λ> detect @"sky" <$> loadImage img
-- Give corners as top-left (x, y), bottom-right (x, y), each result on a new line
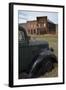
top-left (18, 10), bottom-right (58, 24)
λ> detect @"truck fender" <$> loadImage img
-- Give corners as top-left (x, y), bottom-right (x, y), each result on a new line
top-left (28, 50), bottom-right (57, 78)
top-left (39, 49), bottom-right (57, 63)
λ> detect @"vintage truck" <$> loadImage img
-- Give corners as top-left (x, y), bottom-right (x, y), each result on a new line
top-left (19, 26), bottom-right (57, 79)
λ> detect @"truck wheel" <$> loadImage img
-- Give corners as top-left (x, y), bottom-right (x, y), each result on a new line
top-left (29, 57), bottom-right (54, 78)
top-left (42, 58), bottom-right (53, 72)
top-left (28, 63), bottom-right (43, 78)
top-left (33, 58), bottom-right (53, 77)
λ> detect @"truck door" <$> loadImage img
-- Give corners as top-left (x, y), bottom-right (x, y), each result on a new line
top-left (18, 30), bottom-right (30, 73)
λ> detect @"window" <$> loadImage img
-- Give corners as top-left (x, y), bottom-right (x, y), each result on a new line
top-left (38, 24), bottom-right (40, 28)
top-left (34, 29), bottom-right (35, 33)
top-left (18, 31), bottom-right (25, 41)
top-left (44, 23), bottom-right (46, 27)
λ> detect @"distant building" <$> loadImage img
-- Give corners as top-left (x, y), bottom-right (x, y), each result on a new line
top-left (27, 20), bottom-right (37, 34)
top-left (19, 16), bottom-right (57, 35)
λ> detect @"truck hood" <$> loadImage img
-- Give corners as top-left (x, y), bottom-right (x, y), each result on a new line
top-left (29, 40), bottom-right (48, 46)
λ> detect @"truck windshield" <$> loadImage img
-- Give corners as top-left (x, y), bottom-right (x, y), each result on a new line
top-left (18, 31), bottom-right (25, 42)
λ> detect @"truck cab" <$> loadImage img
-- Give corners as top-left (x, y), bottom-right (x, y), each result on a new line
top-left (19, 26), bottom-right (57, 79)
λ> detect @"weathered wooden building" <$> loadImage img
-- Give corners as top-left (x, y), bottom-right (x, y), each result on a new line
top-left (27, 16), bottom-right (56, 35)
top-left (19, 16), bottom-right (57, 35)
top-left (37, 16), bottom-right (48, 34)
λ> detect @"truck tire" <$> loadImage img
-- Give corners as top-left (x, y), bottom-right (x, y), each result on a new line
top-left (28, 53), bottom-right (57, 78)
top-left (42, 57), bottom-right (53, 72)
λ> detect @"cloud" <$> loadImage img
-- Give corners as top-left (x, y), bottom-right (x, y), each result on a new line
top-left (18, 10), bottom-right (58, 24)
